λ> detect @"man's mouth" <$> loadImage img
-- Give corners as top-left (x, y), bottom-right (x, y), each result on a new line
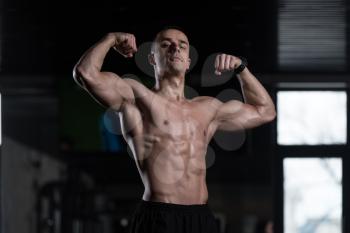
top-left (169, 56), bottom-right (182, 62)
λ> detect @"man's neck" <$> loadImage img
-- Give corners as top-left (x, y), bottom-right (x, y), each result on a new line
top-left (153, 74), bottom-right (186, 102)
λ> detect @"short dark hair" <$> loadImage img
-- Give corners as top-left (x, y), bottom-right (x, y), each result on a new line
top-left (157, 25), bottom-right (188, 36)
top-left (151, 25), bottom-right (189, 52)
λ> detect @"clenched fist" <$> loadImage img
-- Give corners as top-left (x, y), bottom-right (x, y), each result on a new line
top-left (108, 32), bottom-right (138, 58)
top-left (214, 53), bottom-right (242, 75)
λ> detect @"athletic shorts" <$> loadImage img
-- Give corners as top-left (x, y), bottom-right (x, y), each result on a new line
top-left (129, 200), bottom-right (219, 233)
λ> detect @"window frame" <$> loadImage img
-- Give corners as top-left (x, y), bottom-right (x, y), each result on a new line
top-left (272, 83), bottom-right (350, 233)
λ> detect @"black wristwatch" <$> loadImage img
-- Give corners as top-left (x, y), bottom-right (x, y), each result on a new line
top-left (234, 56), bottom-right (248, 74)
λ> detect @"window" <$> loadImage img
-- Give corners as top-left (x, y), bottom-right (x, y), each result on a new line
top-left (277, 91), bottom-right (347, 145)
top-left (278, 0), bottom-right (346, 71)
top-left (274, 84), bottom-right (347, 233)
top-left (284, 158), bottom-right (342, 233)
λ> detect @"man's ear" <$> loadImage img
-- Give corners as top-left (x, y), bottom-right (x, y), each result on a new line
top-left (148, 53), bottom-right (156, 66)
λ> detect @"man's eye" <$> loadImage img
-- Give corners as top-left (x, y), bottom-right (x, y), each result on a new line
top-left (161, 43), bottom-right (170, 47)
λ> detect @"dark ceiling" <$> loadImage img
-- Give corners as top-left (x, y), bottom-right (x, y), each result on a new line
top-left (0, 1), bottom-right (277, 76)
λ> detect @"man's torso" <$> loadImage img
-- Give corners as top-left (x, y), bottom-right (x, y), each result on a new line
top-left (119, 79), bottom-right (219, 204)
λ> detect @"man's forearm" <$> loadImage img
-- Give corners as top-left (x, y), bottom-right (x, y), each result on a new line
top-left (237, 68), bottom-right (276, 116)
top-left (74, 33), bottom-right (115, 77)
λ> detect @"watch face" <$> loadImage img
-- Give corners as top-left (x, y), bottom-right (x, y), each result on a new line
top-left (234, 56), bottom-right (247, 74)
top-left (234, 65), bottom-right (245, 74)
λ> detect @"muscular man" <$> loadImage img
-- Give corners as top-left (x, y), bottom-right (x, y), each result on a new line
top-left (73, 27), bottom-right (276, 233)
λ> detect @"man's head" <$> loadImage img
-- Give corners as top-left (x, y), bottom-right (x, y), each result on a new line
top-left (148, 27), bottom-right (191, 77)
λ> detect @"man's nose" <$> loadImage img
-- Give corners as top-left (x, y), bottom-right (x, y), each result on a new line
top-left (169, 43), bottom-right (180, 52)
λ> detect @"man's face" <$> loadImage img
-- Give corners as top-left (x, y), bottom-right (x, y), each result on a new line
top-left (150, 29), bottom-right (191, 76)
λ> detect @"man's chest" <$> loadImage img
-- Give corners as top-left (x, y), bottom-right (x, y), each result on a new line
top-left (137, 97), bottom-right (216, 139)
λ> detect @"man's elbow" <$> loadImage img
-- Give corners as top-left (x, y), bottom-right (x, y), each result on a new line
top-left (72, 66), bottom-right (86, 88)
top-left (72, 65), bottom-right (98, 88)
top-left (257, 104), bottom-right (276, 124)
top-left (262, 107), bottom-right (276, 123)
top-left (73, 64), bottom-right (88, 81)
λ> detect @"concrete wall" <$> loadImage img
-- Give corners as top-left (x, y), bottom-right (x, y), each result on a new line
top-left (1, 136), bottom-right (65, 233)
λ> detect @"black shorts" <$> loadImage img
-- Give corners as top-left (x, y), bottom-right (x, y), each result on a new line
top-left (129, 200), bottom-right (219, 233)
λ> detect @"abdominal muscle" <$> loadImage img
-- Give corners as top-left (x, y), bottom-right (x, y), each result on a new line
top-left (133, 132), bottom-right (209, 205)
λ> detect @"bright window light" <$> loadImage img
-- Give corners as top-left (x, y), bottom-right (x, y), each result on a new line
top-left (284, 158), bottom-right (342, 233)
top-left (277, 91), bottom-right (347, 145)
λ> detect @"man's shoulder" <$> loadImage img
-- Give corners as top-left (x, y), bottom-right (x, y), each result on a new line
top-left (124, 78), bottom-right (152, 93)
top-left (124, 77), bottom-right (143, 87)
top-left (191, 95), bottom-right (222, 106)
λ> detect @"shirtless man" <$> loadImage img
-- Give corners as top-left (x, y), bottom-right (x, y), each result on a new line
top-left (73, 27), bottom-right (276, 233)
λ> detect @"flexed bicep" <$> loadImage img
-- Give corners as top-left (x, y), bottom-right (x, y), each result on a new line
top-left (73, 32), bottom-right (138, 111)
top-left (213, 100), bottom-right (267, 131)
top-left (79, 71), bottom-right (135, 111)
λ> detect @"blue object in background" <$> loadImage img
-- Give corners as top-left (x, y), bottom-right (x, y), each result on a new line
top-left (99, 113), bottom-right (126, 152)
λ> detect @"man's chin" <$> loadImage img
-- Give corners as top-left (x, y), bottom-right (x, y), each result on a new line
top-left (166, 65), bottom-right (186, 75)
